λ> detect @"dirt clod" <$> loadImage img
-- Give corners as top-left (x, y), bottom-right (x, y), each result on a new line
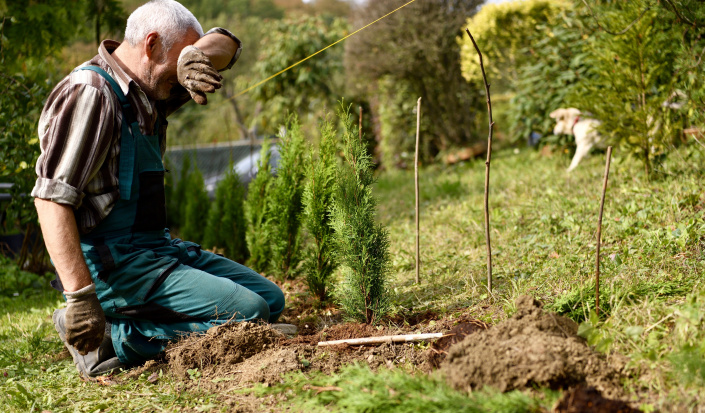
top-left (166, 322), bottom-right (282, 378)
top-left (442, 295), bottom-right (625, 398)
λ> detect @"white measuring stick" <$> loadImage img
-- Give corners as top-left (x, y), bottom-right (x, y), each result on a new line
top-left (317, 333), bottom-right (444, 347)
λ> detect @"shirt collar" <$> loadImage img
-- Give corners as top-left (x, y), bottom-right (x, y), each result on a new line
top-left (98, 40), bottom-right (154, 116)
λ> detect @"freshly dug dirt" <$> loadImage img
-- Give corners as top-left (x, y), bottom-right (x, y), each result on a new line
top-left (554, 385), bottom-right (642, 413)
top-left (428, 319), bottom-right (489, 368)
top-left (442, 295), bottom-right (625, 398)
top-left (166, 322), bottom-right (284, 378)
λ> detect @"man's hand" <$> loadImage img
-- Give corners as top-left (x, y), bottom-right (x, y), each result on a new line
top-left (64, 284), bottom-right (106, 355)
top-left (177, 45), bottom-right (222, 105)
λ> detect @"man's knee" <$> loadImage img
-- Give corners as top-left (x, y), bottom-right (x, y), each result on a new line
top-left (217, 288), bottom-right (270, 322)
top-left (267, 286), bottom-right (286, 323)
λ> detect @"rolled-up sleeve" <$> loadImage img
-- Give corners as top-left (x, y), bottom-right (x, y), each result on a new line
top-left (31, 74), bottom-right (117, 208)
top-left (205, 27), bottom-right (242, 71)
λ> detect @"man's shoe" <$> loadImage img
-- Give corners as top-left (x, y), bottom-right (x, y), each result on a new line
top-left (52, 308), bottom-right (124, 378)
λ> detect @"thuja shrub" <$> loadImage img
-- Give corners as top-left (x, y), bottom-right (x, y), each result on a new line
top-left (204, 164), bottom-right (248, 263)
top-left (302, 115), bottom-right (339, 301)
top-left (268, 116), bottom-right (306, 280)
top-left (166, 154), bottom-right (191, 230)
top-left (245, 138), bottom-right (274, 273)
top-left (331, 104), bottom-right (391, 324)
top-left (180, 166), bottom-right (210, 243)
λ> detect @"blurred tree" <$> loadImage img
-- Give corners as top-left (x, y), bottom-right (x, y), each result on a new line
top-left (180, 166), bottom-right (211, 243)
top-left (508, 5), bottom-right (592, 144)
top-left (345, 0), bottom-right (483, 166)
top-left (82, 0), bottom-right (125, 46)
top-left (459, 0), bottom-right (573, 144)
top-left (203, 164), bottom-right (248, 263)
top-left (460, 0), bottom-right (566, 90)
top-left (179, 0), bottom-right (284, 21)
top-left (0, 0), bottom-right (117, 269)
top-left (570, 0), bottom-right (696, 175)
top-left (252, 14), bottom-right (348, 133)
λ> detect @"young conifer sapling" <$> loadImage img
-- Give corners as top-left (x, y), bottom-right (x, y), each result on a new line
top-left (331, 104), bottom-right (392, 324)
top-left (302, 115), bottom-right (339, 301)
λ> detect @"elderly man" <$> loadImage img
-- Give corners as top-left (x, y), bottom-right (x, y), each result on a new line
top-left (32, 0), bottom-right (285, 378)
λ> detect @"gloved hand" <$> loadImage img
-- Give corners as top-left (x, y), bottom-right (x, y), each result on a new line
top-left (177, 45), bottom-right (223, 105)
top-left (64, 283), bottom-right (106, 355)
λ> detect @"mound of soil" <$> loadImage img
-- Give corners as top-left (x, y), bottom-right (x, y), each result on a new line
top-left (428, 320), bottom-right (489, 368)
top-left (166, 322), bottom-right (283, 378)
top-left (442, 295), bottom-right (625, 398)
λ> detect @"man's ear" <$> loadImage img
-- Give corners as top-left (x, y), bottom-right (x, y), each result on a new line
top-left (143, 32), bottom-right (160, 60)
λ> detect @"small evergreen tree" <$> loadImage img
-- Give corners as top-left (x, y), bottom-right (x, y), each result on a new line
top-left (203, 165), bottom-right (249, 263)
top-left (570, 0), bottom-right (684, 175)
top-left (331, 104), bottom-right (391, 324)
top-left (268, 116), bottom-right (306, 280)
top-left (180, 166), bottom-right (210, 243)
top-left (245, 138), bottom-right (274, 272)
top-left (302, 115), bottom-right (339, 301)
top-left (167, 155), bottom-right (191, 230)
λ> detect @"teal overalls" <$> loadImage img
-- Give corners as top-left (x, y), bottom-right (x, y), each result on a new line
top-left (74, 66), bottom-right (285, 365)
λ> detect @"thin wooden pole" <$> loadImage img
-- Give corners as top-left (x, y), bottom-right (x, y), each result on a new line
top-left (318, 333), bottom-right (444, 347)
top-left (596, 146), bottom-right (613, 317)
top-left (415, 97), bottom-right (421, 284)
top-left (466, 28), bottom-right (495, 291)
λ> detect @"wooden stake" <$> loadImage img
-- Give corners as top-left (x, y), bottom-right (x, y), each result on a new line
top-left (318, 332), bottom-right (444, 347)
top-left (415, 97), bottom-right (421, 284)
top-left (466, 28), bottom-right (495, 291)
top-left (596, 146), bottom-right (613, 317)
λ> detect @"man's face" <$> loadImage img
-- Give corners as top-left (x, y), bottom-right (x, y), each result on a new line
top-left (143, 29), bottom-right (201, 100)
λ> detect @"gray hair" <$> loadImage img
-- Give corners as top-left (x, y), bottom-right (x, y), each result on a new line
top-left (124, 0), bottom-right (204, 52)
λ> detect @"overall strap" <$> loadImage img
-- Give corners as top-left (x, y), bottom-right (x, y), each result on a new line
top-left (77, 65), bottom-right (137, 200)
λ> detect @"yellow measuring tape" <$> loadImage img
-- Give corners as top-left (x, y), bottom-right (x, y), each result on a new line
top-left (229, 0), bottom-right (419, 100)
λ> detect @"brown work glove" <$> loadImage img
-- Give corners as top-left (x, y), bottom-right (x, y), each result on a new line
top-left (177, 45), bottom-right (223, 105)
top-left (64, 283), bottom-right (106, 355)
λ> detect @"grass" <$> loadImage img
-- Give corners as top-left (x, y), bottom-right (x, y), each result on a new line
top-left (2, 143), bottom-right (704, 411)
top-left (251, 363), bottom-right (560, 413)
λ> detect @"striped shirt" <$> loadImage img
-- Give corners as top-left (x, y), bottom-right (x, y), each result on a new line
top-left (31, 28), bottom-right (240, 234)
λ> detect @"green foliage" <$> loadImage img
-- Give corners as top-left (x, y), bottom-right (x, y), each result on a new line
top-left (346, 0), bottom-right (483, 165)
top-left (203, 165), bottom-right (249, 263)
top-left (549, 279), bottom-right (692, 323)
top-left (245, 138), bottom-right (274, 272)
top-left (376, 77), bottom-right (420, 168)
top-left (256, 363), bottom-right (557, 413)
top-left (167, 155), bottom-right (192, 231)
top-left (302, 115), bottom-right (339, 301)
top-left (331, 104), bottom-right (391, 324)
top-left (460, 0), bottom-right (567, 88)
top-left (0, 255), bottom-right (52, 297)
top-left (667, 293), bottom-right (705, 387)
top-left (179, 0), bottom-right (284, 21)
top-left (179, 166), bottom-right (210, 243)
top-left (253, 15), bottom-right (348, 131)
top-left (509, 7), bottom-right (592, 143)
top-left (570, 0), bottom-right (687, 175)
top-left (268, 116), bottom-right (307, 280)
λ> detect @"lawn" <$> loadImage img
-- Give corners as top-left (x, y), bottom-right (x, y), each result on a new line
top-left (2, 143), bottom-right (704, 412)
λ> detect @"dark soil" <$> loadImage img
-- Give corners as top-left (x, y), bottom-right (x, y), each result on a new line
top-left (428, 319), bottom-right (489, 368)
top-left (441, 295), bottom-right (626, 399)
top-left (553, 385), bottom-right (642, 413)
top-left (118, 292), bottom-right (638, 412)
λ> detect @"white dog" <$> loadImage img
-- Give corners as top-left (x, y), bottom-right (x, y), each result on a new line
top-left (549, 108), bottom-right (602, 172)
